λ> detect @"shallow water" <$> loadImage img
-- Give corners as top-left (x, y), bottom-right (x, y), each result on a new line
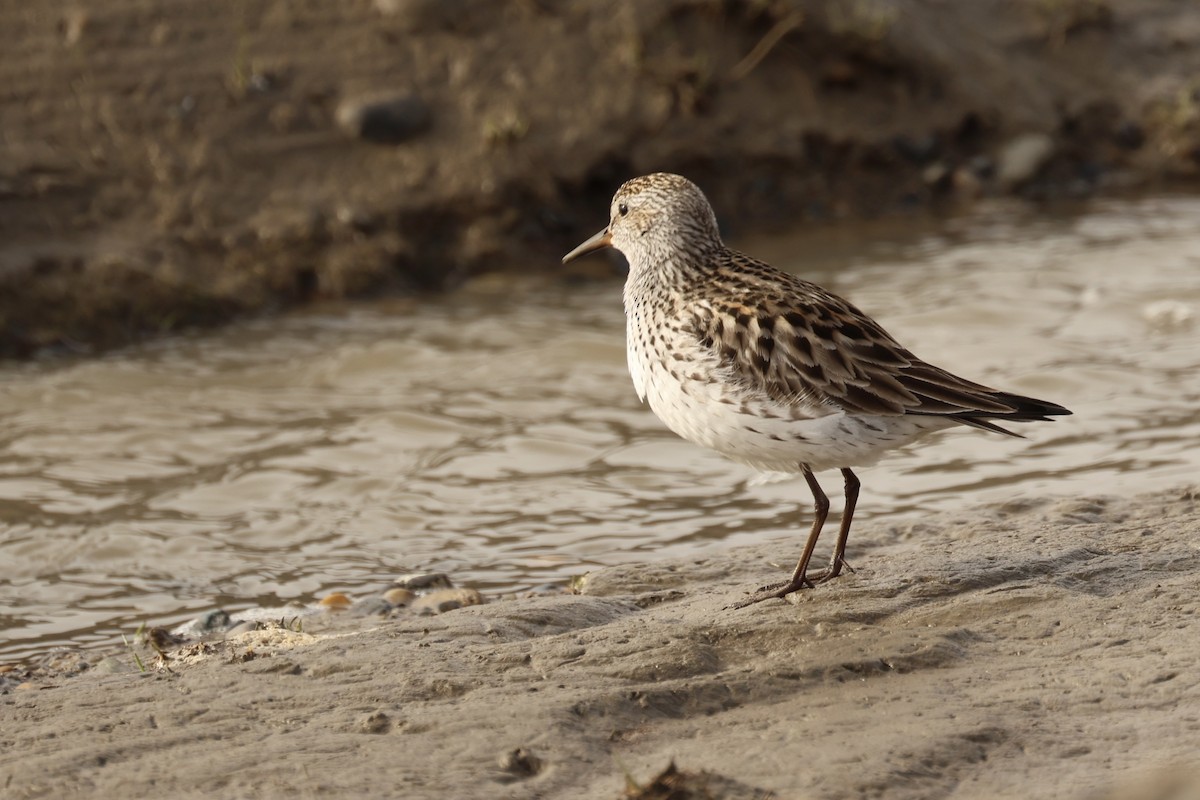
top-left (2, 196), bottom-right (1198, 662)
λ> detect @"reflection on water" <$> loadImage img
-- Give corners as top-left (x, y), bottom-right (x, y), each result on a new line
top-left (2, 197), bottom-right (1198, 661)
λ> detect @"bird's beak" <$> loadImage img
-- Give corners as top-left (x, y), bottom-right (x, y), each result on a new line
top-left (562, 228), bottom-right (612, 264)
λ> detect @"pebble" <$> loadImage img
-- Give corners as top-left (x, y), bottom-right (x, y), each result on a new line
top-left (359, 711), bottom-right (392, 734)
top-left (192, 609), bottom-right (233, 634)
top-left (224, 621), bottom-right (261, 637)
top-left (412, 588), bottom-right (484, 615)
top-left (336, 94), bottom-right (431, 144)
top-left (497, 747), bottom-right (542, 778)
top-left (349, 597), bottom-right (395, 617)
top-left (93, 656), bottom-right (138, 675)
top-left (392, 573), bottom-right (453, 591)
top-left (996, 133), bottom-right (1055, 187)
top-left (97, 575), bottom-right (488, 669)
top-left (383, 588), bottom-right (416, 607)
top-left (319, 592), bottom-right (353, 610)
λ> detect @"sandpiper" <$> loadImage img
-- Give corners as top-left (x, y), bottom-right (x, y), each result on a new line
top-left (563, 173), bottom-right (1071, 607)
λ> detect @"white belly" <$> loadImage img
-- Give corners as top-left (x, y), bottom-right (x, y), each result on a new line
top-left (626, 319), bottom-right (950, 473)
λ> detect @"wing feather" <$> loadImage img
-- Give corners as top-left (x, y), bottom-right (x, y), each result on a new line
top-left (689, 250), bottom-right (1071, 430)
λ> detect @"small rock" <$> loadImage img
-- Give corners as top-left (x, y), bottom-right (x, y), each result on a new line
top-left (225, 621), bottom-right (261, 637)
top-left (497, 747), bottom-right (542, 778)
top-left (336, 94), bottom-right (430, 144)
top-left (412, 588), bottom-right (484, 615)
top-left (996, 133), bottom-right (1055, 187)
top-left (383, 588), bottom-right (416, 607)
top-left (93, 656), bottom-right (137, 675)
top-left (349, 597), bottom-right (395, 617)
top-left (193, 609), bottom-right (233, 634)
top-left (392, 573), bottom-right (453, 591)
top-left (359, 711), bottom-right (392, 734)
top-left (320, 592), bottom-right (353, 610)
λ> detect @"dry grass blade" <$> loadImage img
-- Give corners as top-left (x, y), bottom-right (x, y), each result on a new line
top-left (729, 12), bottom-right (804, 82)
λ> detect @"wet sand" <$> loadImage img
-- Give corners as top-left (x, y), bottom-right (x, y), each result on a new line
top-left (3, 488), bottom-right (1198, 799)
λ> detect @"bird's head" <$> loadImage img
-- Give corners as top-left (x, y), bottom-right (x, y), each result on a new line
top-left (562, 173), bottom-right (722, 270)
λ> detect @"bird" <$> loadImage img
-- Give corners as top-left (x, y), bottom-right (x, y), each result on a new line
top-left (562, 172), bottom-right (1071, 608)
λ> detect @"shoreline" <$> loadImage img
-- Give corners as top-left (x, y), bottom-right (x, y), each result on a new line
top-left (4, 487), bottom-right (1198, 798)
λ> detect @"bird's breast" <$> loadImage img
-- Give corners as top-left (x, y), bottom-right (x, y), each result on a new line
top-left (625, 301), bottom-right (783, 455)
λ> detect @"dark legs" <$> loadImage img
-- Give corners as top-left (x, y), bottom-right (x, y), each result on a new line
top-left (807, 468), bottom-right (860, 584)
top-left (784, 469), bottom-right (830, 589)
top-left (731, 467), bottom-right (860, 608)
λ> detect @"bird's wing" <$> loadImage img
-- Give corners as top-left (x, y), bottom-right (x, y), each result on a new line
top-left (689, 251), bottom-right (1067, 429)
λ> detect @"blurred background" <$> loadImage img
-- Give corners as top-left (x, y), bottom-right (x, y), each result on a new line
top-left (2, 0), bottom-right (1199, 662)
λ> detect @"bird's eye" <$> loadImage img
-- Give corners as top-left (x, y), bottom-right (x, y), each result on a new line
top-left (618, 202), bottom-right (629, 217)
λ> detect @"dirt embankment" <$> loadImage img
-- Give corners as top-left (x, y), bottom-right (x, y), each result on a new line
top-left (3, 0), bottom-right (1200, 356)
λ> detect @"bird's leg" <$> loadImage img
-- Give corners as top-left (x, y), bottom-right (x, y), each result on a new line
top-left (807, 468), bottom-right (860, 584)
top-left (730, 468), bottom-right (829, 608)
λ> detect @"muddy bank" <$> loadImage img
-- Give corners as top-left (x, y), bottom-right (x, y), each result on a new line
top-left (4, 0), bottom-right (1200, 356)
top-left (3, 488), bottom-right (1198, 798)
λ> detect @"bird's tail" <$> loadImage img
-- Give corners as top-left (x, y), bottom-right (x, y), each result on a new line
top-left (950, 392), bottom-right (1072, 438)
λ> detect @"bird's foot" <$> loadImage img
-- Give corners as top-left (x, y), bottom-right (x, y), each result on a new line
top-left (805, 558), bottom-right (855, 585)
top-left (727, 577), bottom-right (812, 609)
top-left (752, 576), bottom-right (814, 594)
